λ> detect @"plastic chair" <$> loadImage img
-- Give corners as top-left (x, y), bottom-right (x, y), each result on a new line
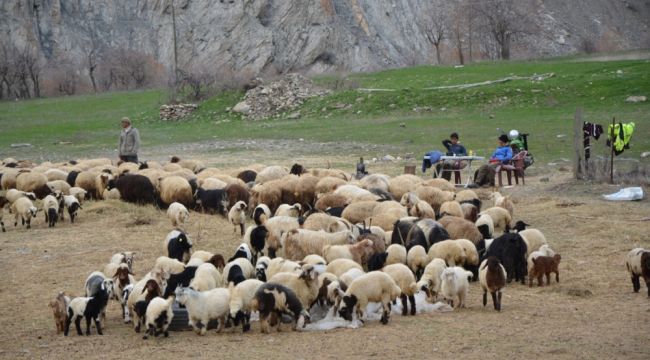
top-left (496, 151), bottom-right (527, 186)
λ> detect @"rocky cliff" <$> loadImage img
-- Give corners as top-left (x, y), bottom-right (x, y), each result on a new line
top-left (2, 0), bottom-right (649, 77)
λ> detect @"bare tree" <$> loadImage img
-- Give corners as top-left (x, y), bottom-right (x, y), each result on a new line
top-left (472, 0), bottom-right (533, 60)
top-left (0, 42), bottom-right (13, 99)
top-left (423, 10), bottom-right (447, 65)
top-left (449, 2), bottom-right (470, 65)
top-left (178, 65), bottom-right (215, 100)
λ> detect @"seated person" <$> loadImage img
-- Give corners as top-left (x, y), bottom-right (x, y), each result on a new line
top-left (436, 132), bottom-right (467, 181)
top-left (474, 134), bottom-right (513, 187)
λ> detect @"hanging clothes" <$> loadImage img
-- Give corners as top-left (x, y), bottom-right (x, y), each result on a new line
top-left (606, 122), bottom-right (635, 156)
top-left (583, 122), bottom-right (604, 164)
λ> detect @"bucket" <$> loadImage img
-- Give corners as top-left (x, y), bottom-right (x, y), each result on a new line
top-left (404, 165), bottom-right (416, 174)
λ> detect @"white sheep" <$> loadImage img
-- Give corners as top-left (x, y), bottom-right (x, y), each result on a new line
top-left (322, 239), bottom-right (375, 265)
top-left (175, 287), bottom-right (231, 335)
top-left (142, 296), bottom-right (175, 339)
top-left (274, 203), bottom-right (302, 218)
top-left (61, 194), bottom-right (82, 223)
top-left (439, 201), bottom-right (463, 218)
top-left (381, 263), bottom-right (418, 315)
top-left (228, 200), bottom-right (247, 236)
top-left (190, 250), bottom-right (215, 263)
top-left (223, 257), bottom-right (255, 284)
top-left (339, 268), bottom-right (365, 287)
top-left (428, 240), bottom-right (466, 267)
top-left (326, 258), bottom-right (363, 278)
top-left (42, 194), bottom-right (60, 227)
top-left (406, 245), bottom-right (428, 280)
top-left (491, 192), bottom-right (514, 216)
top-left (4, 189), bottom-right (36, 204)
top-left (265, 257), bottom-right (302, 280)
top-left (386, 244), bottom-right (407, 265)
top-left (10, 197), bottom-right (39, 229)
top-left (189, 263), bottom-right (223, 291)
top-left (475, 213), bottom-right (495, 240)
top-left (479, 207), bottom-right (512, 233)
top-left (416, 258), bottom-right (447, 302)
top-left (337, 271), bottom-right (401, 324)
top-left (126, 269), bottom-right (167, 332)
top-left (153, 256), bottom-right (186, 275)
top-left (439, 266), bottom-right (473, 309)
top-left (229, 279), bottom-right (265, 332)
top-left (283, 229), bottom-right (357, 261)
top-left (268, 263), bottom-right (321, 310)
top-left (518, 229), bottom-right (548, 256)
top-left (69, 187), bottom-right (88, 203)
top-left (261, 215), bottom-right (301, 258)
top-left (253, 204), bottom-right (272, 225)
top-left (167, 202), bottom-right (190, 230)
top-left (302, 254), bottom-right (327, 266)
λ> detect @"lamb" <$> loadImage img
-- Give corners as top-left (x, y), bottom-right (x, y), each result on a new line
top-left (175, 286), bottom-right (231, 335)
top-left (110, 263), bottom-right (135, 320)
top-left (162, 264), bottom-right (199, 298)
top-left (269, 263), bottom-right (321, 310)
top-left (479, 207), bottom-right (512, 233)
top-left (229, 279), bottom-right (265, 332)
top-left (491, 192), bottom-right (514, 217)
top-left (223, 258), bottom-right (255, 285)
top-left (104, 251), bottom-right (136, 275)
top-left (529, 254), bottom-right (561, 287)
top-left (325, 258), bottom-right (363, 278)
top-left (407, 245), bottom-right (428, 280)
top-left (438, 216), bottom-right (483, 244)
top-left (416, 258), bottom-right (447, 302)
top-left (527, 244), bottom-right (556, 273)
top-left (381, 263), bottom-right (418, 315)
top-left (133, 280), bottom-right (163, 333)
top-left (42, 193), bottom-right (61, 227)
top-left (625, 248), bottom-right (650, 296)
top-left (439, 266), bottom-right (473, 309)
top-left (428, 240), bottom-right (466, 267)
top-left (10, 197), bottom-right (39, 229)
top-left (84, 272), bottom-right (115, 320)
top-left (64, 281), bottom-right (111, 336)
top-left (485, 233), bottom-right (528, 284)
top-left (61, 195), bottom-right (82, 223)
top-left (228, 201), bottom-right (247, 235)
top-left (518, 229), bottom-right (548, 256)
top-left (439, 201), bottom-right (463, 218)
top-left (479, 256), bottom-right (507, 311)
top-left (386, 244), bottom-right (407, 265)
top-left (142, 296), bottom-right (175, 339)
top-left (283, 229), bottom-right (357, 261)
top-left (69, 187), bottom-right (88, 203)
top-left (253, 283), bottom-right (310, 333)
top-left (48, 292), bottom-right (70, 334)
top-left (337, 271), bottom-right (401, 324)
top-left (153, 256), bottom-right (187, 275)
top-left (323, 239), bottom-right (375, 266)
top-left (46, 180), bottom-right (71, 195)
top-left (163, 230), bottom-right (193, 263)
top-left (275, 203), bottom-right (302, 218)
top-left (255, 256), bottom-right (271, 281)
top-left (166, 202), bottom-right (190, 230)
top-left (128, 270), bottom-right (167, 332)
top-left (189, 263), bottom-right (223, 291)
top-left (249, 225), bottom-right (268, 263)
top-left (229, 243), bottom-right (253, 263)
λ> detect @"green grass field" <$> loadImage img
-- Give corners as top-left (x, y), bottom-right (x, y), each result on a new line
top-left (1, 58), bottom-right (648, 163)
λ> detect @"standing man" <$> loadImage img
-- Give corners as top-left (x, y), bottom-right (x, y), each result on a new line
top-left (118, 117), bottom-right (140, 163)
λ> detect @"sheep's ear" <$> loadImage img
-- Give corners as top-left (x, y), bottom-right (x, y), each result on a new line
top-left (337, 288), bottom-right (345, 298)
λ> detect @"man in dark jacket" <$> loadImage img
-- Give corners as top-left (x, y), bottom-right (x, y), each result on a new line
top-left (118, 117), bottom-right (140, 163)
top-left (436, 132), bottom-right (467, 181)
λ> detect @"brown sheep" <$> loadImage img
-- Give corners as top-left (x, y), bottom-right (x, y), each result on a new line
top-left (159, 176), bottom-right (194, 207)
top-left (294, 175), bottom-right (320, 208)
top-left (48, 292), bottom-right (70, 334)
top-left (314, 194), bottom-right (348, 211)
top-left (529, 254), bottom-right (561, 287)
top-left (315, 176), bottom-right (347, 197)
top-left (438, 216), bottom-right (483, 244)
top-left (225, 183), bottom-right (250, 209)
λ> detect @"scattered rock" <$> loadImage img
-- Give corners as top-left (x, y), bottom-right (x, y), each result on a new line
top-left (382, 155), bottom-right (395, 162)
top-left (10, 143), bottom-right (32, 148)
top-left (286, 111), bottom-right (301, 119)
top-left (232, 101), bottom-right (251, 114)
top-left (625, 95), bottom-right (646, 103)
top-left (388, 103), bottom-right (396, 108)
top-left (412, 106), bottom-right (432, 113)
top-left (616, 70), bottom-right (624, 75)
top-left (159, 104), bottom-right (198, 120)
top-left (556, 134), bottom-right (567, 138)
top-left (641, 151), bottom-right (650, 158)
top-left (399, 123), bottom-right (406, 128)
top-left (540, 177), bottom-right (550, 182)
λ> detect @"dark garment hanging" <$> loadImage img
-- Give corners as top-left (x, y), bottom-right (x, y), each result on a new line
top-left (583, 122), bottom-right (604, 164)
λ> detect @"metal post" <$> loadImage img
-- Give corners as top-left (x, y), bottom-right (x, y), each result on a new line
top-left (171, 0), bottom-right (178, 102)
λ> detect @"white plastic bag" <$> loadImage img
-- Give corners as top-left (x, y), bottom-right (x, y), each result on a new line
top-left (603, 187), bottom-right (644, 201)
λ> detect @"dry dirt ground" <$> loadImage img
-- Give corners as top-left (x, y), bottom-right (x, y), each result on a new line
top-left (0, 153), bottom-right (649, 360)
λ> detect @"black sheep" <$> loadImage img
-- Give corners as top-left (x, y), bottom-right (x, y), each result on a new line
top-left (64, 285), bottom-right (110, 336)
top-left (324, 206), bottom-right (345, 217)
top-left (66, 170), bottom-right (80, 187)
top-left (107, 174), bottom-right (157, 205)
top-left (194, 188), bottom-right (228, 215)
top-left (391, 220), bottom-right (427, 251)
top-left (427, 225), bottom-right (450, 247)
top-left (254, 283), bottom-right (309, 333)
top-left (226, 264), bottom-right (246, 285)
top-left (290, 163), bottom-right (306, 175)
top-left (250, 226), bottom-right (267, 263)
top-left (166, 230), bottom-right (192, 263)
top-left (485, 233), bottom-right (528, 284)
top-left (162, 266), bottom-right (197, 298)
top-left (237, 170), bottom-right (257, 184)
top-left (369, 188), bottom-right (394, 201)
top-left (367, 252), bottom-right (388, 271)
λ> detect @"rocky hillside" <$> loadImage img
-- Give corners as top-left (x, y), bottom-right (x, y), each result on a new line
top-left (2, 0), bottom-right (649, 76)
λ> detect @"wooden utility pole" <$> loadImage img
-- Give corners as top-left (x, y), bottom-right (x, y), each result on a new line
top-left (573, 107), bottom-right (584, 180)
top-left (610, 117), bottom-right (615, 184)
top-left (170, 0), bottom-right (178, 102)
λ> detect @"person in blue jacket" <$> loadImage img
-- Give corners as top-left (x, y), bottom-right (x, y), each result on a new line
top-left (473, 134), bottom-right (512, 187)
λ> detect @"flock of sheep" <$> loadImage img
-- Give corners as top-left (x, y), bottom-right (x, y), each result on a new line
top-left (0, 156), bottom-right (648, 339)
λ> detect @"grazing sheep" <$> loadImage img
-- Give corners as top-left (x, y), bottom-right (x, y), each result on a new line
top-left (49, 292), bottom-right (70, 334)
top-left (416, 258), bottom-right (447, 302)
top-left (269, 263), bottom-right (321, 310)
top-left (339, 268), bottom-right (365, 288)
top-left (69, 187), bottom-right (88, 203)
top-left (440, 266), bottom-right (473, 309)
top-left (253, 204), bottom-right (272, 226)
top-left (341, 201), bottom-right (379, 224)
top-left (60, 194), bottom-right (81, 223)
top-left (626, 248), bottom-right (650, 296)
top-left (200, 177), bottom-right (228, 190)
top-left (302, 254), bottom-right (327, 266)
top-left (158, 176), bottom-right (194, 208)
top-left (228, 201), bottom-right (247, 236)
top-left (518, 229), bottom-right (548, 256)
top-left (265, 257), bottom-right (302, 280)
top-left (360, 173), bottom-right (391, 192)
top-left (64, 282), bottom-right (111, 336)
top-left (428, 240), bottom-right (466, 267)
top-left (388, 175), bottom-right (420, 200)
top-left (485, 233), bottom-right (528, 284)
top-left (224, 183), bottom-right (250, 209)
top-left (107, 174), bottom-right (157, 205)
top-left (303, 212), bottom-right (349, 233)
top-left (4, 189), bottom-right (37, 204)
top-left (153, 256), bottom-right (186, 276)
top-left (275, 203), bottom-right (302, 218)
top-left (416, 218), bottom-right (449, 247)
top-left (407, 245), bottom-right (428, 280)
top-left (439, 201), bottom-right (463, 218)
top-left (175, 287), bottom-right (231, 335)
top-left (261, 216), bottom-right (302, 258)
top-left (73, 171), bottom-right (102, 200)
top-left (491, 192), bottom-right (514, 217)
top-left (479, 256), bottom-right (507, 311)
top-left (16, 171), bottom-right (50, 199)
top-left (391, 219), bottom-right (428, 251)
top-left (460, 203), bottom-right (479, 223)
top-left (132, 279), bottom-right (163, 331)
top-left (529, 254), bottom-right (561, 287)
top-left (43, 193), bottom-right (61, 227)
top-left (284, 229), bottom-right (357, 261)
top-left (455, 239), bottom-right (480, 279)
top-left (438, 216), bottom-right (483, 244)
top-left (476, 214), bottom-right (495, 240)
top-left (253, 283), bottom-right (310, 333)
top-left (479, 207), bottom-right (512, 233)
top-left (255, 256), bottom-right (271, 281)
top-left (367, 252), bottom-right (389, 271)
top-left (337, 271), bottom-right (401, 324)
top-left (323, 239), bottom-right (375, 266)
top-left (326, 258), bottom-right (363, 278)
top-left (223, 258), bottom-right (255, 285)
top-left (10, 196), bottom-right (38, 229)
top-left (229, 243), bottom-right (253, 263)
top-left (142, 296), bottom-right (175, 340)
top-left (127, 270), bottom-right (167, 332)
top-left (163, 230), bottom-right (193, 263)
top-left (456, 189), bottom-right (481, 209)
top-left (229, 279), bottom-right (265, 332)
top-left (409, 200), bottom-right (436, 219)
top-left (256, 166), bottom-right (289, 184)
top-left (416, 187), bottom-right (456, 213)
top-left (381, 263), bottom-right (418, 316)
top-left (294, 175), bottom-right (319, 208)
top-left (189, 263), bottom-right (223, 291)
top-left (167, 202), bottom-right (190, 230)
top-left (527, 244), bottom-right (556, 273)
top-left (314, 193), bottom-right (348, 212)
top-left (47, 180), bottom-right (71, 195)
top-left (45, 168), bottom-right (69, 182)
top-left (386, 244), bottom-right (407, 266)
top-left (334, 184), bottom-right (377, 203)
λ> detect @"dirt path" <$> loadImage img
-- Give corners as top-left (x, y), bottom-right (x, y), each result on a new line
top-left (0, 158), bottom-right (649, 359)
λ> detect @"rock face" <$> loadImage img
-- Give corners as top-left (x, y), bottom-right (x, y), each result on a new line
top-left (2, 0), bottom-right (649, 76)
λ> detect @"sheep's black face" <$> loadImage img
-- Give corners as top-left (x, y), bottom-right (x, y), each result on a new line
top-left (339, 295), bottom-right (357, 321)
top-left (233, 311), bottom-right (245, 326)
top-left (268, 248), bottom-right (277, 259)
top-left (256, 268), bottom-right (267, 282)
